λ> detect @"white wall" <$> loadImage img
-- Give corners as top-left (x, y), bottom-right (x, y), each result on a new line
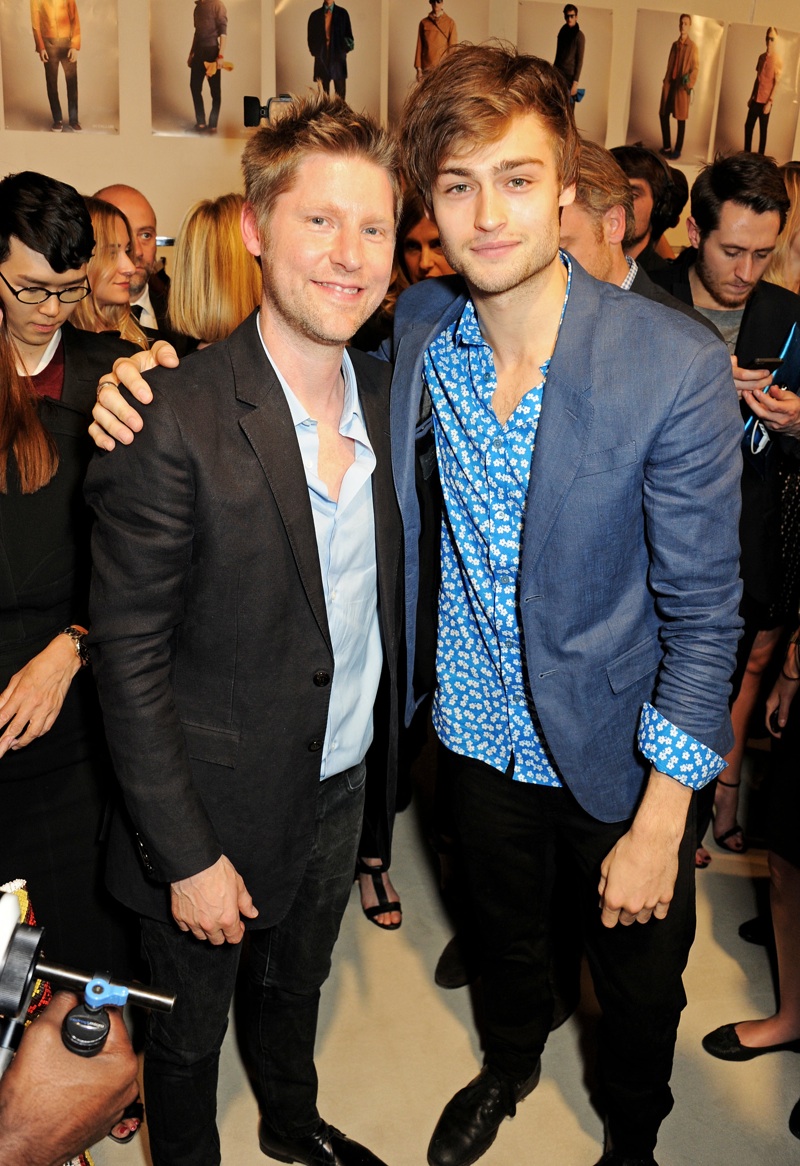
top-left (0, 0), bottom-right (798, 248)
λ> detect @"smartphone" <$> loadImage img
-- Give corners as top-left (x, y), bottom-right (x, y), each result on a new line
top-left (750, 357), bottom-right (784, 371)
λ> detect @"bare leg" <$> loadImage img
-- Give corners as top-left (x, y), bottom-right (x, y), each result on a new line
top-left (735, 852), bottom-right (800, 1046)
top-left (714, 627), bottom-right (782, 847)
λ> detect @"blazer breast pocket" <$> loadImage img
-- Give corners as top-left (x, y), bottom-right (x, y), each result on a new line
top-left (575, 441), bottom-right (637, 478)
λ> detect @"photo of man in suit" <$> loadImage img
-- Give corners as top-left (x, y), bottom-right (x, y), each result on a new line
top-left (188, 0), bottom-right (227, 132)
top-left (84, 93), bottom-right (401, 1166)
top-left (307, 1), bottom-right (353, 99)
top-left (553, 3), bottom-right (584, 101)
top-left (31, 0), bottom-right (81, 132)
top-left (659, 13), bottom-right (699, 161)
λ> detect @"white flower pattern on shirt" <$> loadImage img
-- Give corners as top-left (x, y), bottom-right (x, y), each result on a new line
top-left (424, 251), bottom-right (724, 792)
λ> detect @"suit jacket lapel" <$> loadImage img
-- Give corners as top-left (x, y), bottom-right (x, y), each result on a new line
top-left (230, 317), bottom-right (332, 651)
top-left (520, 265), bottom-right (596, 579)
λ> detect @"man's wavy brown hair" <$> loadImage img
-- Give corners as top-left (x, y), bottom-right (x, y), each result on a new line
top-left (400, 43), bottom-right (581, 206)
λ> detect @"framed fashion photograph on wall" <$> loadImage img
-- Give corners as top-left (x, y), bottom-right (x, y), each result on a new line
top-left (517, 1), bottom-right (613, 147)
top-left (387, 0), bottom-right (489, 127)
top-left (715, 23), bottom-right (800, 163)
top-left (627, 10), bottom-right (724, 166)
top-left (1, 0), bottom-right (119, 133)
top-left (276, 0), bottom-right (381, 122)
top-left (150, 0), bottom-right (262, 137)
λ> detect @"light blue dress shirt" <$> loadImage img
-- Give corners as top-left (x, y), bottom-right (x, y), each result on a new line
top-left (257, 320), bottom-right (382, 779)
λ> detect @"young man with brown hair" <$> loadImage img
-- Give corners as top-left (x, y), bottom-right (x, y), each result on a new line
top-left (390, 45), bottom-right (741, 1166)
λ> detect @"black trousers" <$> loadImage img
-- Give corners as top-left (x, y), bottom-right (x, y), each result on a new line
top-left (314, 53), bottom-right (346, 99)
top-left (42, 37), bottom-right (78, 124)
top-left (190, 44), bottom-right (222, 128)
top-left (744, 103), bottom-right (771, 154)
top-left (660, 112), bottom-right (685, 155)
top-left (445, 747), bottom-right (697, 1158)
top-left (138, 763), bottom-right (366, 1166)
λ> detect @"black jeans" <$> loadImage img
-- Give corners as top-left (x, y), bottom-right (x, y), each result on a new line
top-left (139, 762), bottom-right (366, 1166)
top-left (190, 44), bottom-right (222, 128)
top-left (42, 38), bottom-right (78, 124)
top-left (744, 102), bottom-right (771, 154)
top-left (315, 54), bottom-right (346, 99)
top-left (446, 748), bottom-right (697, 1158)
top-left (660, 113), bottom-right (685, 155)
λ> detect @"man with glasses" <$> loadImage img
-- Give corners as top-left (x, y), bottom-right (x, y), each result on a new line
top-left (553, 4), bottom-right (584, 101)
top-left (0, 171), bottom-right (176, 409)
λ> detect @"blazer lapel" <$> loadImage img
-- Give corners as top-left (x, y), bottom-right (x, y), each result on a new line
top-left (229, 318), bottom-right (331, 651)
top-left (520, 266), bottom-right (597, 579)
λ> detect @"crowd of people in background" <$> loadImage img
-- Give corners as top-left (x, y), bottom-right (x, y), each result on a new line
top-left (1, 41), bottom-right (800, 1166)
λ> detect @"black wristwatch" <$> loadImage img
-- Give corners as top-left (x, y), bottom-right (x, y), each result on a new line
top-left (61, 625), bottom-right (90, 667)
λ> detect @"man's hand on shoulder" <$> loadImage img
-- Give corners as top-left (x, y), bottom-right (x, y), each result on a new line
top-left (598, 769), bottom-right (691, 928)
top-left (89, 340), bottom-right (179, 451)
top-left (171, 855), bottom-right (258, 945)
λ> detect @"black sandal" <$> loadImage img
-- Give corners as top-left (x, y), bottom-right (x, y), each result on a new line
top-left (713, 778), bottom-right (748, 853)
top-left (355, 859), bottom-right (402, 931)
top-left (108, 1098), bottom-right (144, 1145)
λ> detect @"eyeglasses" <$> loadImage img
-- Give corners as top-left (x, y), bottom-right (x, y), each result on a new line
top-left (0, 269), bottom-right (90, 305)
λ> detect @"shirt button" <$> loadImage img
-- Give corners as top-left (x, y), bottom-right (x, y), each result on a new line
top-left (313, 671), bottom-right (331, 687)
top-left (493, 436), bottom-right (503, 450)
top-left (308, 739), bottom-right (323, 752)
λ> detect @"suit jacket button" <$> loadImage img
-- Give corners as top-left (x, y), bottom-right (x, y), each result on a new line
top-left (308, 739), bottom-right (323, 752)
top-left (313, 670), bottom-right (331, 687)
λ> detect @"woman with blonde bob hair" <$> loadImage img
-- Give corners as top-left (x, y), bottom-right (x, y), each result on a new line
top-left (168, 193), bottom-right (261, 347)
top-left (766, 161), bottom-right (800, 294)
top-left (71, 197), bottom-right (148, 350)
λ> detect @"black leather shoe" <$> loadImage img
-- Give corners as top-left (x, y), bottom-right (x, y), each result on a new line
top-left (434, 934), bottom-right (480, 989)
top-left (259, 1120), bottom-right (387, 1165)
top-left (702, 1023), bottom-right (800, 1061)
top-left (427, 1062), bottom-right (541, 1166)
top-left (738, 915), bottom-right (772, 946)
top-left (790, 1096), bottom-right (800, 1140)
top-left (595, 1153), bottom-right (658, 1165)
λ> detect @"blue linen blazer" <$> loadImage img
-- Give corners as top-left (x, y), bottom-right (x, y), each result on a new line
top-left (385, 262), bottom-right (744, 822)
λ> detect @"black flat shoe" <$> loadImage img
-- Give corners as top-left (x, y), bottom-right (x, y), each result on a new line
top-left (738, 915), bottom-right (772, 946)
top-left (713, 824), bottom-right (748, 853)
top-left (427, 1062), bottom-right (541, 1166)
top-left (702, 1023), bottom-right (800, 1061)
top-left (595, 1153), bottom-right (658, 1165)
top-left (355, 859), bottom-right (401, 930)
top-left (259, 1120), bottom-right (387, 1165)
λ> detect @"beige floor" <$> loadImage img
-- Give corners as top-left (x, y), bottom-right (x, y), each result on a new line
top-left (92, 760), bottom-right (799, 1166)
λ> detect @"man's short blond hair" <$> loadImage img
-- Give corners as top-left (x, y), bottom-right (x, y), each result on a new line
top-left (574, 139), bottom-right (635, 250)
top-left (241, 90), bottom-right (402, 238)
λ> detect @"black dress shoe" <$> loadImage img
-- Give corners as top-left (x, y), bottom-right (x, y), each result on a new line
top-left (427, 1062), bottom-right (541, 1166)
top-left (790, 1096), bottom-right (800, 1140)
top-left (595, 1153), bottom-right (658, 1165)
top-left (259, 1120), bottom-right (387, 1165)
top-left (434, 934), bottom-right (480, 989)
top-left (738, 915), bottom-right (772, 946)
top-left (702, 1023), bottom-right (800, 1061)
